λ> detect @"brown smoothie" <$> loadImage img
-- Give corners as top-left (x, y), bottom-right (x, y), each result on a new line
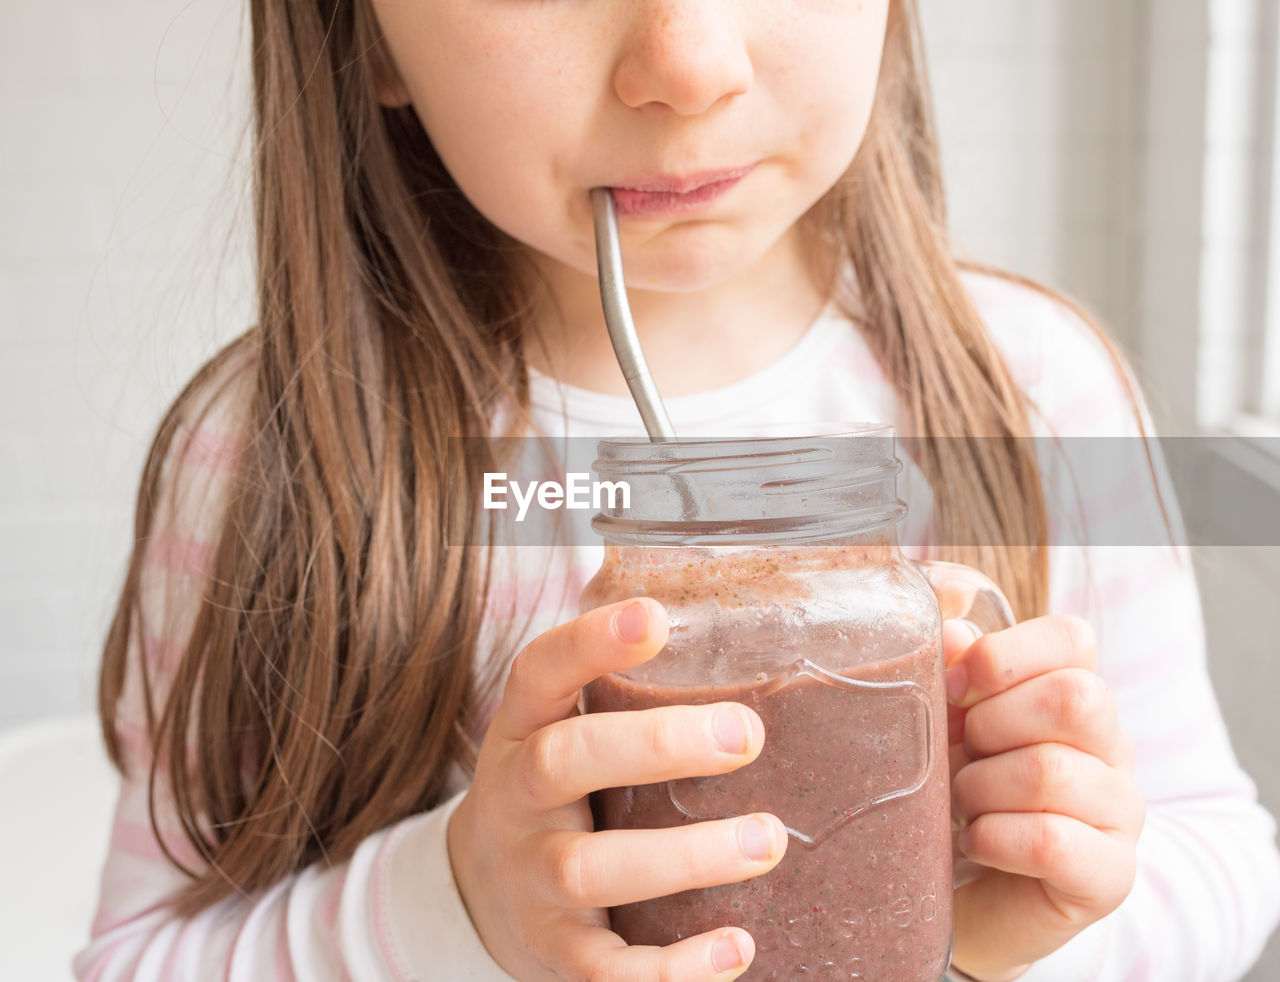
top-left (581, 547), bottom-right (951, 981)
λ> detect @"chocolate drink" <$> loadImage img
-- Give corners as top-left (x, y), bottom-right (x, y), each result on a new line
top-left (575, 426), bottom-right (991, 979)
top-left (586, 639), bottom-right (951, 981)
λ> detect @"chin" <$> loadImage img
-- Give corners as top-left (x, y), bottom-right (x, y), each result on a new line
top-left (628, 265), bottom-right (731, 294)
top-left (626, 233), bottom-right (772, 294)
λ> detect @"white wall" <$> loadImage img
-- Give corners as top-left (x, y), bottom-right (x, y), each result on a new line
top-left (923, 0), bottom-right (1144, 353)
top-left (0, 0), bottom-right (252, 724)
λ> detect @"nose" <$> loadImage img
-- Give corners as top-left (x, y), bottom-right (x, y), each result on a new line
top-left (611, 1), bottom-right (754, 116)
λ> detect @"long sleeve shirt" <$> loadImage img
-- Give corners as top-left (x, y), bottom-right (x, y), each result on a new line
top-left (75, 271), bottom-right (1280, 980)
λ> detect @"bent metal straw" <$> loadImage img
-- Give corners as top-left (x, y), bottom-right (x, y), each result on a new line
top-left (590, 186), bottom-right (678, 442)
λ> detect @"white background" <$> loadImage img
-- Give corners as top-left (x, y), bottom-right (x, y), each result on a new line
top-left (2, 0), bottom-right (1278, 976)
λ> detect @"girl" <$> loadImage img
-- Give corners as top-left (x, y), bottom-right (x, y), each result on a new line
top-left (78, 1), bottom-right (1280, 980)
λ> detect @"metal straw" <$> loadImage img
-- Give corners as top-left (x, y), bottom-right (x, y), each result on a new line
top-left (590, 187), bottom-right (706, 523)
top-left (590, 187), bottom-right (678, 442)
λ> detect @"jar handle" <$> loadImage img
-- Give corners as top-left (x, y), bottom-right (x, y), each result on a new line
top-left (910, 559), bottom-right (1015, 634)
top-left (912, 559), bottom-right (1016, 891)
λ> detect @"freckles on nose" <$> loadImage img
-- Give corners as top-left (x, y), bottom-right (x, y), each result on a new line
top-left (612, 12), bottom-right (752, 113)
top-left (627, 12), bottom-right (679, 67)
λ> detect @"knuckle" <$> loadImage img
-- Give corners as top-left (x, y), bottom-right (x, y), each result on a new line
top-left (1028, 744), bottom-right (1075, 796)
top-left (1029, 817), bottom-right (1076, 872)
top-left (590, 945), bottom-right (645, 982)
top-left (524, 726), bottom-right (568, 804)
top-left (568, 609), bottom-right (602, 654)
top-left (1050, 893), bottom-right (1095, 929)
top-left (587, 957), bottom-right (626, 982)
top-left (505, 648), bottom-right (536, 698)
top-left (1052, 669), bottom-right (1112, 735)
top-left (647, 710), bottom-right (683, 761)
top-left (546, 836), bottom-right (589, 907)
top-left (656, 956), bottom-right (684, 982)
top-left (1047, 614), bottom-right (1097, 666)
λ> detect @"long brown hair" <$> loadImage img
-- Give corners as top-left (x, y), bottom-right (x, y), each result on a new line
top-left (99, 0), bottom-right (1132, 915)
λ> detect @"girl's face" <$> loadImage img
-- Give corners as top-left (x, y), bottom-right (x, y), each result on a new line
top-left (370, 0), bottom-right (890, 294)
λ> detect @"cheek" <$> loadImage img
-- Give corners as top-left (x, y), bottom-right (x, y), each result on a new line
top-left (768, 2), bottom-right (888, 169)
top-left (416, 25), bottom-right (566, 139)
top-left (381, 8), bottom-right (589, 231)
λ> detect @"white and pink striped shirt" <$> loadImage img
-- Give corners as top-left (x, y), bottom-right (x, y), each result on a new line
top-left (75, 272), bottom-right (1280, 980)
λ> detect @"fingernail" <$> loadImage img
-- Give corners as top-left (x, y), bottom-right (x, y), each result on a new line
top-left (738, 816), bottom-right (775, 862)
top-left (612, 600), bottom-right (648, 644)
top-left (957, 618), bottom-right (982, 645)
top-left (713, 707), bottom-right (749, 754)
top-left (711, 936), bottom-right (745, 972)
top-left (957, 825), bottom-right (972, 857)
top-left (946, 663), bottom-right (968, 703)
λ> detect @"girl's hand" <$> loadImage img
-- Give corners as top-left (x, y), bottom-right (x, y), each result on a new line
top-left (943, 614), bottom-right (1145, 981)
top-left (447, 597), bottom-right (786, 982)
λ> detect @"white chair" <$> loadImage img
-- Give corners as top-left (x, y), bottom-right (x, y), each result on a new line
top-left (0, 714), bottom-right (119, 981)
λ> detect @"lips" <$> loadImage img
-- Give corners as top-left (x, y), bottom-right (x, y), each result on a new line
top-left (608, 165), bottom-right (754, 218)
top-left (613, 165), bottom-right (754, 194)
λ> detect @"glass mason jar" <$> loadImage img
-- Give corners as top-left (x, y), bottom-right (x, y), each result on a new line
top-left (579, 424), bottom-right (1012, 982)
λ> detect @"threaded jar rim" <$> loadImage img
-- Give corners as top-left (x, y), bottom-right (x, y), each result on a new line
top-left (590, 423), bottom-right (908, 545)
